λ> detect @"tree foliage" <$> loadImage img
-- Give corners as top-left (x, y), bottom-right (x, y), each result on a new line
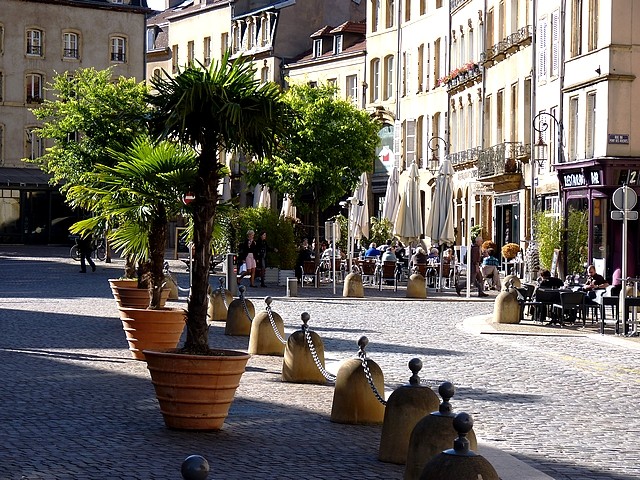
top-left (533, 211), bottom-right (563, 270)
top-left (28, 67), bottom-right (150, 195)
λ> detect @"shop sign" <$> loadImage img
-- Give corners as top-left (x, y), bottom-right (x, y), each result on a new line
top-left (494, 192), bottom-right (519, 205)
top-left (562, 172), bottom-right (587, 188)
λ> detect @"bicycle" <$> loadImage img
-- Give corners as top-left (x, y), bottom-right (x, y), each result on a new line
top-left (70, 236), bottom-right (106, 262)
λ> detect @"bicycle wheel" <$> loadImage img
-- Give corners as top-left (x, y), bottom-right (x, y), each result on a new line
top-left (70, 245), bottom-right (80, 261)
top-left (96, 246), bottom-right (106, 261)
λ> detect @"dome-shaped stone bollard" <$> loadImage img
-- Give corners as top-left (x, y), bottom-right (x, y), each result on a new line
top-left (225, 286), bottom-right (254, 336)
top-left (248, 297), bottom-right (286, 356)
top-left (378, 358), bottom-right (440, 464)
top-left (282, 312), bottom-right (328, 384)
top-left (343, 271), bottom-right (364, 298)
top-left (404, 382), bottom-right (477, 480)
top-left (419, 412), bottom-right (499, 480)
top-left (502, 274), bottom-right (521, 288)
top-left (492, 285), bottom-right (520, 324)
top-left (330, 336), bottom-right (385, 425)
top-left (406, 273), bottom-right (427, 299)
top-left (165, 274), bottom-right (179, 300)
top-left (181, 454), bottom-right (210, 480)
top-left (208, 282), bottom-right (234, 322)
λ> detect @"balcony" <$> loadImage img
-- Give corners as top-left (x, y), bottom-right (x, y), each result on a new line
top-left (477, 142), bottom-right (529, 191)
top-left (449, 147), bottom-right (481, 170)
top-left (444, 64), bottom-right (482, 94)
top-left (480, 25), bottom-right (532, 68)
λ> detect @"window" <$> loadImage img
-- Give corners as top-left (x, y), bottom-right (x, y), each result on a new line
top-left (486, 9), bottom-right (494, 49)
top-left (187, 40), bottom-right (194, 65)
top-left (313, 39), bottom-right (322, 58)
top-left (497, 90), bottom-right (504, 144)
top-left (537, 19), bottom-right (548, 81)
top-left (334, 35), bottom-right (343, 54)
top-left (484, 95), bottom-right (492, 146)
top-left (0, 124), bottom-right (3, 165)
top-left (417, 44), bottom-right (424, 92)
top-left (371, 58), bottom-right (380, 102)
top-left (153, 68), bottom-right (162, 82)
top-left (232, 24), bottom-right (241, 53)
top-left (146, 27), bottom-right (157, 51)
top-left (63, 32), bottom-right (79, 59)
top-left (498, 1), bottom-right (505, 42)
top-left (402, 51), bottom-right (408, 96)
top-left (26, 128), bottom-right (43, 160)
top-left (384, 55), bottom-right (394, 100)
top-left (570, 0), bottom-right (583, 57)
top-left (523, 78), bottom-right (531, 145)
top-left (386, 0), bottom-right (395, 28)
top-left (0, 71), bottom-right (3, 102)
top-left (27, 28), bottom-right (43, 56)
top-left (221, 32), bottom-right (229, 56)
top-left (433, 39), bottom-right (441, 84)
top-left (586, 92), bottom-right (596, 158)
top-left (0, 24), bottom-right (4, 54)
top-left (203, 37), bottom-right (211, 66)
top-left (467, 103), bottom-right (474, 147)
top-left (260, 16), bottom-right (269, 46)
top-left (511, 0), bottom-right (519, 31)
top-left (171, 45), bottom-right (178, 73)
top-left (435, 0), bottom-right (442, 7)
top-left (371, 0), bottom-right (380, 32)
top-left (110, 36), bottom-right (126, 62)
top-left (346, 74), bottom-right (358, 106)
top-left (404, 0), bottom-right (411, 22)
top-left (26, 73), bottom-right (43, 103)
top-left (568, 96), bottom-right (579, 160)
top-left (588, 0), bottom-right (598, 51)
top-left (550, 11), bottom-right (560, 77)
top-left (247, 19), bottom-right (256, 49)
top-left (509, 83), bottom-right (517, 143)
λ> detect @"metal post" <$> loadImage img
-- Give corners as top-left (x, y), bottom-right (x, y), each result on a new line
top-left (332, 221), bottom-right (337, 295)
top-left (622, 186), bottom-right (628, 335)
top-left (226, 253), bottom-right (237, 296)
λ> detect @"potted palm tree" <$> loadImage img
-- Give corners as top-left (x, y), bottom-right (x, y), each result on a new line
top-left (142, 53), bottom-right (291, 430)
top-left (69, 136), bottom-right (198, 359)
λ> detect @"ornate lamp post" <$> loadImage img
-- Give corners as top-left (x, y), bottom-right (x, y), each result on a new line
top-left (427, 136), bottom-right (448, 175)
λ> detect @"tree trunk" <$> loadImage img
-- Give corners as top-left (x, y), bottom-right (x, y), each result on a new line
top-left (314, 200), bottom-right (321, 263)
top-left (184, 150), bottom-right (219, 354)
top-left (148, 206), bottom-right (168, 309)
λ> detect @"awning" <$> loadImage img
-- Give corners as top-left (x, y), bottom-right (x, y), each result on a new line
top-left (0, 167), bottom-right (51, 187)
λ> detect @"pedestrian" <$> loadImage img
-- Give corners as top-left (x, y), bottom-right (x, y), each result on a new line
top-left (255, 230), bottom-right (277, 287)
top-left (481, 248), bottom-right (502, 290)
top-left (295, 238), bottom-right (314, 285)
top-left (237, 229), bottom-right (258, 287)
top-left (455, 236), bottom-right (487, 297)
top-left (77, 234), bottom-right (96, 273)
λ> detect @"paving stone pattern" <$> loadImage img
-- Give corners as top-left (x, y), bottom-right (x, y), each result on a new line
top-left (1, 247), bottom-right (639, 479)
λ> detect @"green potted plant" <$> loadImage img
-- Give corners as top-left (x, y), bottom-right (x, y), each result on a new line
top-left (68, 136), bottom-right (198, 359)
top-left (143, 52), bottom-right (291, 430)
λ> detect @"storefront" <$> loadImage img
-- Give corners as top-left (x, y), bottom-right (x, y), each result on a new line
top-left (556, 160), bottom-right (640, 279)
top-left (494, 191), bottom-right (522, 254)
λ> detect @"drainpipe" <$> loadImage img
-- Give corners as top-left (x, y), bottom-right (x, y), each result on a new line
top-left (530, 0), bottom-right (538, 245)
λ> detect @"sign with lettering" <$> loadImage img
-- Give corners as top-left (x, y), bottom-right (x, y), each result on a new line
top-left (589, 170), bottom-right (602, 185)
top-left (562, 172), bottom-right (587, 188)
top-left (608, 134), bottom-right (629, 144)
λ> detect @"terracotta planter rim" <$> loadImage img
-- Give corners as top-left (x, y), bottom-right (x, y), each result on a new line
top-left (143, 348), bottom-right (250, 360)
top-left (118, 306), bottom-right (186, 313)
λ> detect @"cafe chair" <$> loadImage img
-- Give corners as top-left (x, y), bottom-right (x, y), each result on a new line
top-left (552, 291), bottom-right (586, 327)
top-left (378, 261), bottom-right (398, 292)
top-left (300, 260), bottom-right (318, 288)
top-left (359, 258), bottom-right (377, 285)
top-left (515, 283), bottom-right (536, 321)
top-left (522, 287), bottom-right (557, 323)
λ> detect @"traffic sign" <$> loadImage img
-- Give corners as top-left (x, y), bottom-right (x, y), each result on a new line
top-left (611, 210), bottom-right (639, 220)
top-left (612, 186), bottom-right (637, 210)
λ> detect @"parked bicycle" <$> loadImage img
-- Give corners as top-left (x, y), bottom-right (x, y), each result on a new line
top-left (69, 235), bottom-right (106, 262)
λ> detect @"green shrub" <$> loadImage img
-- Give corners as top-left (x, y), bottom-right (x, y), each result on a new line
top-left (533, 211), bottom-right (562, 270)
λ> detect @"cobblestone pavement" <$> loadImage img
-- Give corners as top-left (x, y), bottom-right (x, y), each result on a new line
top-left (1, 246), bottom-right (639, 480)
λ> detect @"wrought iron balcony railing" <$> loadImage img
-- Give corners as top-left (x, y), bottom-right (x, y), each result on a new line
top-left (477, 142), bottom-right (528, 179)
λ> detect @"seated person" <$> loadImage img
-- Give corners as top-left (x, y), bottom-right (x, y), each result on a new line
top-left (583, 264), bottom-right (609, 301)
top-left (538, 269), bottom-right (564, 288)
top-left (395, 241), bottom-right (407, 263)
top-left (295, 238), bottom-right (314, 284)
top-left (427, 247), bottom-right (440, 261)
top-left (364, 242), bottom-right (382, 258)
top-left (411, 247), bottom-right (428, 269)
top-left (381, 245), bottom-right (397, 263)
top-left (481, 248), bottom-right (502, 290)
top-left (611, 267), bottom-right (622, 296)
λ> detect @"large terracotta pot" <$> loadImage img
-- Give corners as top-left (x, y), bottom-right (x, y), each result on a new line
top-left (118, 307), bottom-right (186, 360)
top-left (110, 281), bottom-right (170, 308)
top-left (143, 349), bottom-right (251, 430)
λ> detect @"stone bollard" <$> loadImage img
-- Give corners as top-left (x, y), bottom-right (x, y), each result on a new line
top-left (492, 280), bottom-right (521, 324)
top-left (282, 312), bottom-right (329, 384)
top-left (378, 358), bottom-right (440, 464)
top-left (343, 271), bottom-right (364, 298)
top-left (404, 382), bottom-right (477, 480)
top-left (330, 336), bottom-right (385, 425)
top-left (502, 274), bottom-right (521, 288)
top-left (208, 278), bottom-right (233, 322)
top-left (181, 454), bottom-right (210, 480)
top-left (406, 273), bottom-right (427, 299)
top-left (165, 274), bottom-right (179, 300)
top-left (225, 285), bottom-right (254, 336)
top-left (419, 412), bottom-right (499, 480)
top-left (248, 297), bottom-right (286, 356)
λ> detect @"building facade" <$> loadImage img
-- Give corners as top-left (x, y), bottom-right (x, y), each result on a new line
top-left (0, 0), bottom-right (148, 244)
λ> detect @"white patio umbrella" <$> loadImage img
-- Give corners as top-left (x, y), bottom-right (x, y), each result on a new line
top-left (280, 193), bottom-right (297, 219)
top-left (425, 158), bottom-right (456, 290)
top-left (381, 165), bottom-right (400, 223)
top-left (393, 162), bottom-right (422, 244)
top-left (254, 185), bottom-right (271, 208)
top-left (349, 173), bottom-right (370, 260)
top-left (220, 176), bottom-right (231, 202)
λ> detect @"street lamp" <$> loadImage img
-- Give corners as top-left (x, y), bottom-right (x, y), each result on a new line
top-left (427, 136), bottom-right (448, 174)
top-left (532, 111), bottom-right (563, 168)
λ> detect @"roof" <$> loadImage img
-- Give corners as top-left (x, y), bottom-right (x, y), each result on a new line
top-left (0, 167), bottom-right (52, 187)
top-left (310, 26), bottom-right (334, 38)
top-left (330, 21), bottom-right (366, 34)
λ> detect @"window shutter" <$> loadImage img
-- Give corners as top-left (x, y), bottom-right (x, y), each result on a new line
top-left (551, 11), bottom-right (560, 77)
top-left (394, 120), bottom-right (402, 167)
top-left (538, 20), bottom-right (548, 80)
top-left (405, 119), bottom-right (416, 165)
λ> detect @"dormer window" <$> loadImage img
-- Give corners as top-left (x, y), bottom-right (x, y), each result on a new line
top-left (334, 35), bottom-right (343, 54)
top-left (313, 39), bottom-right (322, 58)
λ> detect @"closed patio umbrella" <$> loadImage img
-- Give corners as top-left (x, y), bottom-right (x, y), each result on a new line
top-left (254, 185), bottom-right (271, 208)
top-left (381, 165), bottom-right (400, 223)
top-left (350, 172), bottom-right (370, 243)
top-left (393, 162), bottom-right (422, 244)
top-left (280, 193), bottom-right (297, 219)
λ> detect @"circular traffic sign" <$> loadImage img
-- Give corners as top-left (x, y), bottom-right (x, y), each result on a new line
top-left (612, 186), bottom-right (637, 210)
top-left (182, 192), bottom-right (196, 205)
